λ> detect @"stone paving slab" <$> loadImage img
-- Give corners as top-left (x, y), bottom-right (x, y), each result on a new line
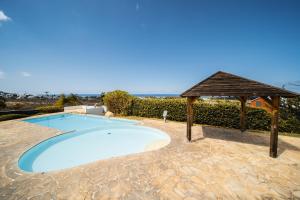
top-left (0, 115), bottom-right (300, 199)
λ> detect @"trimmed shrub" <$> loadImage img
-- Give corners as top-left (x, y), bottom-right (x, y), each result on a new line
top-left (246, 109), bottom-right (271, 130)
top-left (36, 106), bottom-right (63, 113)
top-left (194, 103), bottom-right (242, 129)
top-left (279, 117), bottom-right (300, 133)
top-left (131, 98), bottom-right (187, 121)
top-left (103, 90), bottom-right (134, 115)
top-left (130, 98), bottom-right (292, 132)
top-left (104, 95), bottom-right (299, 133)
top-left (0, 114), bottom-right (28, 121)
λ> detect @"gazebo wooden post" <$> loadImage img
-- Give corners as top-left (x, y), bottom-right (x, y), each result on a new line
top-left (270, 96), bottom-right (280, 158)
top-left (239, 96), bottom-right (247, 132)
top-left (187, 97), bottom-right (197, 142)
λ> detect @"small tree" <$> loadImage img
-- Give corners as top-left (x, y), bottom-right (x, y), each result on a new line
top-left (103, 90), bottom-right (133, 115)
top-left (280, 97), bottom-right (300, 133)
top-left (55, 94), bottom-right (82, 107)
top-left (0, 96), bottom-right (6, 109)
top-left (67, 94), bottom-right (82, 105)
top-left (55, 94), bottom-right (68, 107)
top-left (99, 92), bottom-right (105, 105)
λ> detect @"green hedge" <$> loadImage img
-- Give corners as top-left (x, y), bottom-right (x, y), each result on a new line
top-left (0, 114), bottom-right (28, 121)
top-left (36, 106), bottom-right (63, 113)
top-left (130, 98), bottom-right (299, 133)
top-left (279, 117), bottom-right (300, 133)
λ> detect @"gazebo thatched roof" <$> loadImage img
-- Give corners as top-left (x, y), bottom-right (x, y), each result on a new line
top-left (181, 71), bottom-right (298, 98)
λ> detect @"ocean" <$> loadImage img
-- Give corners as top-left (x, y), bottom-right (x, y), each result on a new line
top-left (77, 94), bottom-right (179, 98)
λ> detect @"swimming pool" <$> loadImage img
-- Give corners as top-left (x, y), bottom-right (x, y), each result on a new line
top-left (19, 114), bottom-right (170, 172)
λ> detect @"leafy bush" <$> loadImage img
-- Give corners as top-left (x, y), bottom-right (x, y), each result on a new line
top-left (131, 98), bottom-right (257, 129)
top-left (130, 98), bottom-right (299, 133)
top-left (36, 106), bottom-right (63, 113)
top-left (0, 96), bottom-right (6, 109)
top-left (284, 97), bottom-right (300, 119)
top-left (194, 103), bottom-right (242, 129)
top-left (0, 114), bottom-right (28, 121)
top-left (246, 109), bottom-right (271, 130)
top-left (55, 94), bottom-right (82, 107)
top-left (55, 94), bottom-right (68, 107)
top-left (101, 93), bottom-right (299, 133)
top-left (131, 98), bottom-right (187, 121)
top-left (99, 92), bottom-right (105, 105)
top-left (67, 94), bottom-right (82, 106)
top-left (279, 116), bottom-right (300, 133)
top-left (279, 97), bottom-right (300, 133)
top-left (7, 102), bottom-right (25, 110)
top-left (103, 90), bottom-right (134, 115)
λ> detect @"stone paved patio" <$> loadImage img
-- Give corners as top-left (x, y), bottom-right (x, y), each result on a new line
top-left (0, 114), bottom-right (300, 199)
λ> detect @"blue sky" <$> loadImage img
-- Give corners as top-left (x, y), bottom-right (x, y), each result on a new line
top-left (0, 0), bottom-right (299, 94)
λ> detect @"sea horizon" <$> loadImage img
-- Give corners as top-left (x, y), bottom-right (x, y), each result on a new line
top-left (77, 93), bottom-right (180, 98)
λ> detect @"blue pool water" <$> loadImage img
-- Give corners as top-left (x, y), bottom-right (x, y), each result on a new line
top-left (19, 114), bottom-right (170, 172)
top-left (23, 114), bottom-right (137, 131)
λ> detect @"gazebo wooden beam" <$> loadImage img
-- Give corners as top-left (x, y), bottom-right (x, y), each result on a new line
top-left (187, 97), bottom-right (197, 142)
top-left (239, 96), bottom-right (247, 132)
top-left (270, 96), bottom-right (280, 158)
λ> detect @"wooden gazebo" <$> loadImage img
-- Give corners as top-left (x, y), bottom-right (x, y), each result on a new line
top-left (181, 71), bottom-right (299, 158)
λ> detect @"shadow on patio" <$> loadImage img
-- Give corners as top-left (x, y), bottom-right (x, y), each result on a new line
top-left (191, 126), bottom-right (300, 156)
